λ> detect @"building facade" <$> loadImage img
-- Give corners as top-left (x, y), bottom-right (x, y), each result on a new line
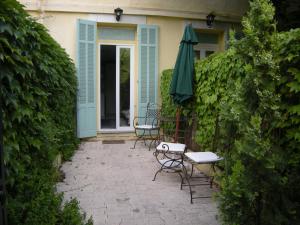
top-left (19, 0), bottom-right (249, 138)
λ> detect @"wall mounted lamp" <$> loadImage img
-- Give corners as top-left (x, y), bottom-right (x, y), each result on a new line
top-left (114, 7), bottom-right (123, 21)
top-left (206, 13), bottom-right (215, 28)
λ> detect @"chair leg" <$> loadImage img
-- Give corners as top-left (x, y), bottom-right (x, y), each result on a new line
top-left (152, 168), bottom-right (163, 181)
top-left (148, 139), bottom-right (156, 151)
top-left (182, 164), bottom-right (194, 204)
top-left (131, 129), bottom-right (146, 149)
top-left (209, 163), bottom-right (216, 188)
top-left (131, 136), bottom-right (141, 149)
top-left (148, 140), bottom-right (152, 151)
top-left (148, 129), bottom-right (159, 151)
top-left (178, 171), bottom-right (184, 190)
top-left (190, 164), bottom-right (195, 177)
top-left (142, 130), bottom-right (147, 146)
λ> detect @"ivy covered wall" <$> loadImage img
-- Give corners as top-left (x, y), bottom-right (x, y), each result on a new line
top-left (160, 0), bottom-right (300, 223)
top-left (218, 0), bottom-right (300, 223)
top-left (0, 0), bottom-right (92, 224)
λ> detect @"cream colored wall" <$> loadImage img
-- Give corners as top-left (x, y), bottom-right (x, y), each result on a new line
top-left (22, 3), bottom-right (240, 133)
top-left (146, 17), bottom-right (184, 105)
top-left (38, 12), bottom-right (89, 60)
top-left (147, 17), bottom-right (184, 75)
top-left (25, 10), bottom-right (140, 131)
top-left (20, 0), bottom-right (248, 22)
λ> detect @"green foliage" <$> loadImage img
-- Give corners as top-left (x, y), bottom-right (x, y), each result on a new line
top-left (219, 160), bottom-right (257, 225)
top-left (160, 69), bottom-right (177, 117)
top-left (216, 0), bottom-right (300, 224)
top-left (276, 29), bottom-right (300, 144)
top-left (160, 0), bottom-right (300, 224)
top-left (159, 69), bottom-right (178, 136)
top-left (0, 0), bottom-right (91, 224)
top-left (193, 50), bottom-right (245, 151)
top-left (59, 199), bottom-right (93, 225)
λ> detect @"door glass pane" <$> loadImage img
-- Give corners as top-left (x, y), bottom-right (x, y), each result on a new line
top-left (119, 48), bottom-right (131, 127)
top-left (100, 45), bottom-right (116, 129)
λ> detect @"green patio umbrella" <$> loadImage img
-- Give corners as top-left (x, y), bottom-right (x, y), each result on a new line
top-left (170, 24), bottom-right (198, 141)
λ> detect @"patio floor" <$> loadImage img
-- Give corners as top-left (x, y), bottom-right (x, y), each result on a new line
top-left (56, 140), bottom-right (220, 225)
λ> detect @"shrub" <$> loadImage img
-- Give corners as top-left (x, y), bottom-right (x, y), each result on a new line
top-left (0, 0), bottom-right (91, 224)
top-left (160, 69), bottom-right (177, 117)
top-left (59, 199), bottom-right (93, 225)
top-left (193, 49), bottom-right (245, 151)
top-left (160, 0), bottom-right (300, 224)
top-left (217, 0), bottom-right (300, 224)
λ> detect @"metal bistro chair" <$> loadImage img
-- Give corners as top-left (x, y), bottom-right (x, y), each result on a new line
top-left (152, 142), bottom-right (187, 184)
top-left (132, 102), bottom-right (160, 151)
top-left (152, 117), bottom-right (189, 186)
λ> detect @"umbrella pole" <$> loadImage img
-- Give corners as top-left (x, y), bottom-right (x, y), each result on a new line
top-left (175, 107), bottom-right (180, 143)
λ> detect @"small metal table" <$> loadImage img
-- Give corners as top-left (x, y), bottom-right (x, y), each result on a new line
top-left (183, 151), bottom-right (223, 203)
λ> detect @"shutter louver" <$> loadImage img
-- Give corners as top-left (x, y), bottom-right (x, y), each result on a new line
top-left (87, 43), bottom-right (94, 103)
top-left (76, 19), bottom-right (97, 138)
top-left (79, 42), bottom-right (86, 104)
top-left (138, 25), bottom-right (158, 118)
top-left (149, 46), bottom-right (156, 103)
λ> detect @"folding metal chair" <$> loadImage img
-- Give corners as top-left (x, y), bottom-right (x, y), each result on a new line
top-left (152, 142), bottom-right (187, 183)
top-left (152, 116), bottom-right (189, 185)
top-left (131, 102), bottom-right (160, 150)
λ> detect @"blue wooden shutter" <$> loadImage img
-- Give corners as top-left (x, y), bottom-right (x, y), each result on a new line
top-left (76, 19), bottom-right (97, 138)
top-left (138, 25), bottom-right (158, 118)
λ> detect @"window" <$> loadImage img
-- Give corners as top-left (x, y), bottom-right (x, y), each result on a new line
top-left (194, 31), bottom-right (222, 60)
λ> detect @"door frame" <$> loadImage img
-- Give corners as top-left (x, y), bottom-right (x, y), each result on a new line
top-left (98, 43), bottom-right (135, 132)
top-left (194, 43), bottom-right (220, 59)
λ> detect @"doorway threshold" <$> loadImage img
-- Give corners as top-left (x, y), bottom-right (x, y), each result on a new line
top-left (97, 131), bottom-right (136, 141)
top-left (98, 129), bottom-right (134, 134)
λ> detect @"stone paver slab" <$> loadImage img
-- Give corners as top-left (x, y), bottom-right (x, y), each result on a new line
top-left (57, 141), bottom-right (220, 225)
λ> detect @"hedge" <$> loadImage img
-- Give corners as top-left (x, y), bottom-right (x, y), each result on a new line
top-left (218, 0), bottom-right (300, 223)
top-left (0, 0), bottom-right (92, 224)
top-left (160, 0), bottom-right (300, 224)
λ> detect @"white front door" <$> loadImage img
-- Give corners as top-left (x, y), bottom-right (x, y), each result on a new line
top-left (100, 44), bottom-right (134, 131)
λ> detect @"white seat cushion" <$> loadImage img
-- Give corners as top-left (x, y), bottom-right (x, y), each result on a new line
top-left (135, 125), bottom-right (159, 129)
top-left (185, 152), bottom-right (223, 163)
top-left (156, 142), bottom-right (186, 153)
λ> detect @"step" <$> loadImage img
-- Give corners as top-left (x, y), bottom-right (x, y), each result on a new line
top-left (96, 132), bottom-right (136, 141)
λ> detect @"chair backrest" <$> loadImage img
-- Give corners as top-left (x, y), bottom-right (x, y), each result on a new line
top-left (145, 102), bottom-right (160, 126)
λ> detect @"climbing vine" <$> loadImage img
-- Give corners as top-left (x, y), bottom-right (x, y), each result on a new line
top-left (193, 49), bottom-right (245, 151)
top-left (192, 1), bottom-right (300, 223)
top-left (160, 69), bottom-right (177, 117)
top-left (160, 0), bottom-right (300, 224)
top-left (0, 0), bottom-right (92, 224)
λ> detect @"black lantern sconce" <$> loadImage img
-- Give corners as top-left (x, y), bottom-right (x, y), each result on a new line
top-left (114, 7), bottom-right (123, 21)
top-left (206, 13), bottom-right (215, 28)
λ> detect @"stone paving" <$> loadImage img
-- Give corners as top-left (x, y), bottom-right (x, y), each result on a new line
top-left (56, 141), bottom-right (220, 225)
